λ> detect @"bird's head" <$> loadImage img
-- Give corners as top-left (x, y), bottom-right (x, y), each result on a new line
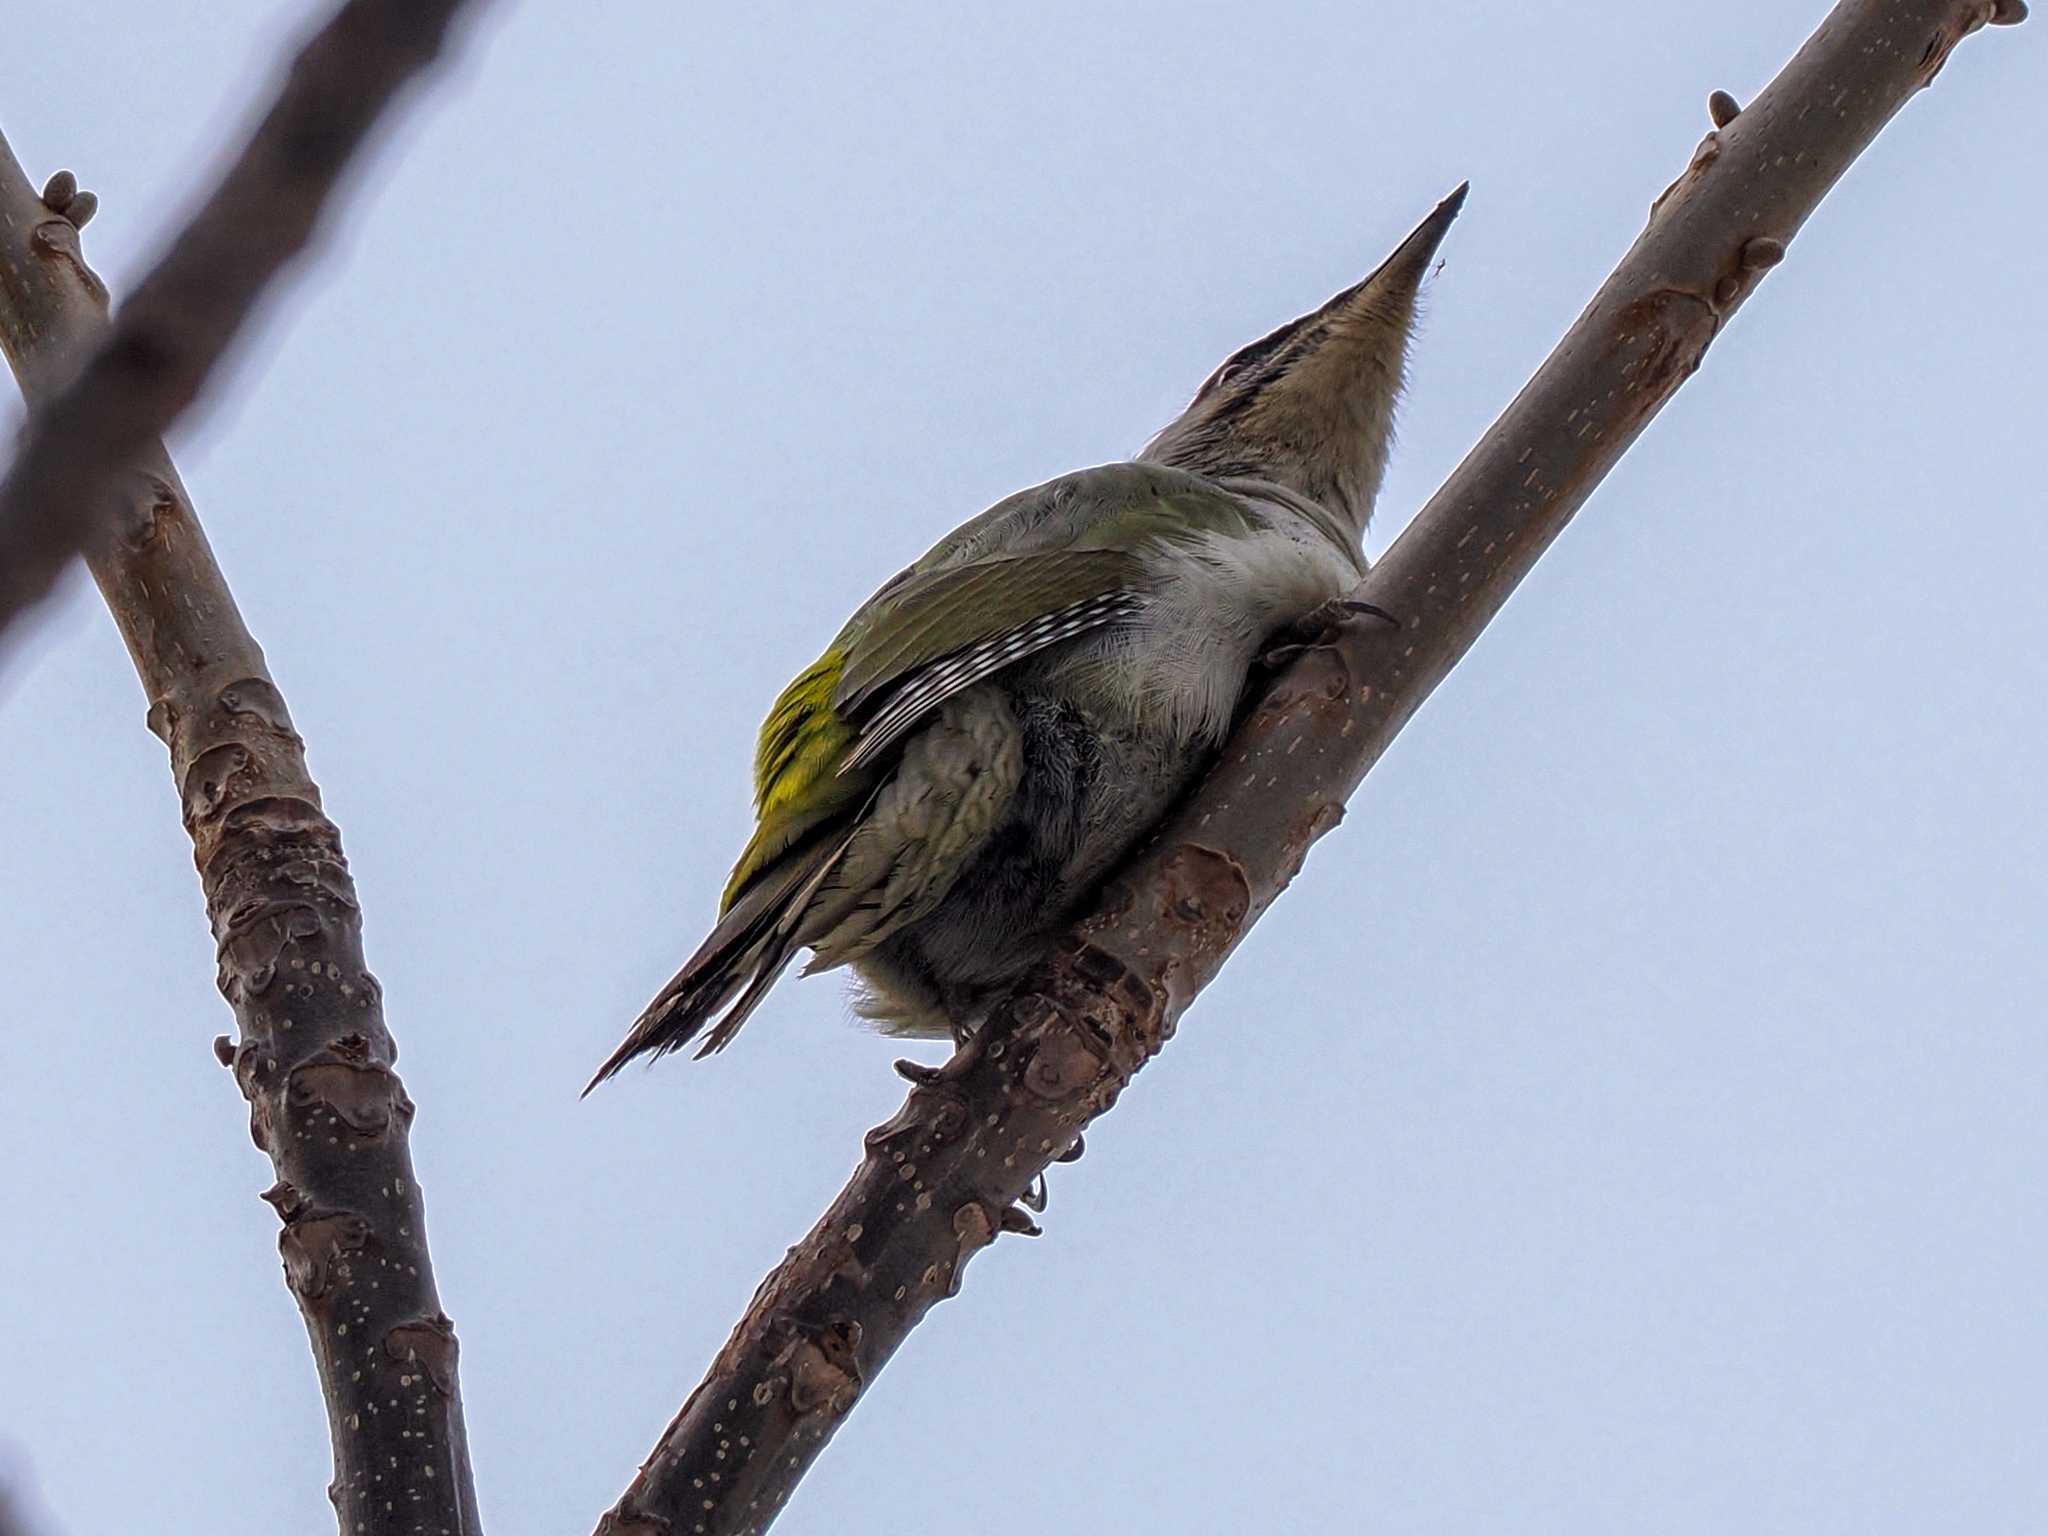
top-left (1141, 183), bottom-right (1466, 539)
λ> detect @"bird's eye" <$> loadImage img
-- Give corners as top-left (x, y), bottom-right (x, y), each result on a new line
top-left (1199, 315), bottom-right (1298, 400)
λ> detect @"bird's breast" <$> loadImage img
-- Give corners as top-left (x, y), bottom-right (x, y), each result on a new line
top-left (1056, 524), bottom-right (1360, 746)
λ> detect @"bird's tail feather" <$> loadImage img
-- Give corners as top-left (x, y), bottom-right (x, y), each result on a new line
top-left (582, 831), bottom-right (849, 1093)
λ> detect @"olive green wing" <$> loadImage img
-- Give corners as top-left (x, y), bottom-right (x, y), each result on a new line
top-left (832, 549), bottom-right (1146, 769)
top-left (725, 465), bottom-right (1253, 904)
top-left (830, 466), bottom-right (1260, 770)
top-left (719, 554), bottom-right (1134, 912)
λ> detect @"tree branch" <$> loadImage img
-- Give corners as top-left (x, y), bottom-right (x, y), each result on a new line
top-left (0, 2), bottom-right (489, 1520)
top-left (595, 2), bottom-right (2027, 1532)
top-left (0, 0), bottom-right (484, 652)
top-left (0, 1483), bottom-right (42, 1536)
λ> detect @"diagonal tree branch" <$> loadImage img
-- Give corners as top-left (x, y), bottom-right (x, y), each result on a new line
top-left (0, 0), bottom-right (486, 653)
top-left (595, 2), bottom-right (2027, 1532)
top-left (0, 0), bottom-right (492, 1526)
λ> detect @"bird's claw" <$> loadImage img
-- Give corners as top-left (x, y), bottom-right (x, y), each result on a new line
top-left (1020, 1172), bottom-right (1049, 1213)
top-left (1261, 597), bottom-right (1401, 667)
top-left (1331, 599), bottom-right (1401, 629)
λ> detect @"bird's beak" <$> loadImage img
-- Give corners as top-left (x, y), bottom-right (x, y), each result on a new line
top-left (1327, 181), bottom-right (1468, 317)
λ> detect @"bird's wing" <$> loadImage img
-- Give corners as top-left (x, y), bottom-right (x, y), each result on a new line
top-left (724, 465), bottom-right (1252, 908)
top-left (830, 465), bottom-right (1258, 768)
top-left (832, 549), bottom-right (1143, 770)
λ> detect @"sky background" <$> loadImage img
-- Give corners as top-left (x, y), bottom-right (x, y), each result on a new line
top-left (1, 4), bottom-right (2041, 1534)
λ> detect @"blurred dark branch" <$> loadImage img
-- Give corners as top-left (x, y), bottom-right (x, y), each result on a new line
top-left (0, 0), bottom-right (482, 650)
top-left (0, 1483), bottom-right (42, 1536)
top-left (0, 0), bottom-right (490, 1528)
top-left (595, 2), bottom-right (2026, 1532)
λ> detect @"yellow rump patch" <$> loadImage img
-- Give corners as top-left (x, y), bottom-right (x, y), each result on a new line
top-left (722, 651), bottom-right (856, 910)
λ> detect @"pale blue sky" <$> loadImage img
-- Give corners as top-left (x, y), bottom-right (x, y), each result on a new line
top-left (2, 4), bottom-right (2041, 1533)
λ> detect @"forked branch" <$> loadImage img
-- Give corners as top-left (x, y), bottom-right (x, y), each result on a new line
top-left (0, 0), bottom-right (493, 1528)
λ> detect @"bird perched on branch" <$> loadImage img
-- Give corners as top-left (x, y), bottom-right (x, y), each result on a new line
top-left (588, 185), bottom-right (1464, 1089)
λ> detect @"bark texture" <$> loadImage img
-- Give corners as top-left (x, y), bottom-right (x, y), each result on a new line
top-left (0, 137), bottom-right (481, 1536)
top-left (596, 3), bottom-right (2026, 1533)
top-left (0, 0), bottom-right (482, 647)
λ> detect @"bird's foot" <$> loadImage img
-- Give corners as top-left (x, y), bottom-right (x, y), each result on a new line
top-left (1261, 598), bottom-right (1401, 667)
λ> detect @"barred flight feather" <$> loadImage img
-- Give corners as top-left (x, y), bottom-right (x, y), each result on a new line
top-left (841, 590), bottom-right (1143, 772)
